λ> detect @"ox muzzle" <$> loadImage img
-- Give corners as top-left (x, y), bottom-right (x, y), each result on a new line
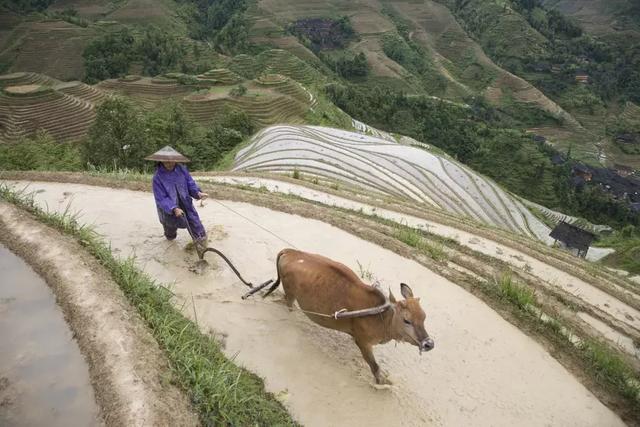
top-left (420, 337), bottom-right (435, 353)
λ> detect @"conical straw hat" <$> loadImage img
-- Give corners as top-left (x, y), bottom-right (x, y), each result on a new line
top-left (144, 146), bottom-right (190, 162)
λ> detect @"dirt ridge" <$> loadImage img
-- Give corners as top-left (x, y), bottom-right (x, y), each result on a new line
top-left (0, 201), bottom-right (199, 427)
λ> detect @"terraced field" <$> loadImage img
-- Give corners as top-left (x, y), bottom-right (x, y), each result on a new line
top-left (228, 49), bottom-right (325, 85)
top-left (198, 69), bottom-right (243, 85)
top-left (54, 81), bottom-right (108, 105)
top-left (96, 76), bottom-right (195, 108)
top-left (0, 84), bottom-right (95, 143)
top-left (0, 72), bottom-right (59, 88)
top-left (1, 20), bottom-right (98, 81)
top-left (233, 125), bottom-right (551, 240)
top-left (184, 88), bottom-right (309, 127)
top-left (0, 69), bottom-right (317, 141)
top-left (254, 73), bottom-right (316, 104)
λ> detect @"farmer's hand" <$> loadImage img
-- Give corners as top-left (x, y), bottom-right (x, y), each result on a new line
top-left (198, 192), bottom-right (209, 200)
top-left (173, 208), bottom-right (184, 217)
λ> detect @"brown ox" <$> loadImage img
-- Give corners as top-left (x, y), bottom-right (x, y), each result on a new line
top-left (263, 248), bottom-right (434, 384)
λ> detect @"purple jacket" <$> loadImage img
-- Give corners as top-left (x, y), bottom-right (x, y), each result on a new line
top-left (152, 164), bottom-right (201, 214)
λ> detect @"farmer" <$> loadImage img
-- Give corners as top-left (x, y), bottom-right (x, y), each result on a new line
top-left (145, 146), bottom-right (209, 250)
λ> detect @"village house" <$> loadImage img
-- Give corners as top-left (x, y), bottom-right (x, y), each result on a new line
top-left (549, 221), bottom-right (595, 258)
top-left (575, 71), bottom-right (590, 84)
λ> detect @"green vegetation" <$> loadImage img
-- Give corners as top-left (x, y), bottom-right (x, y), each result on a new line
top-left (0, 184), bottom-right (296, 426)
top-left (394, 222), bottom-right (448, 262)
top-left (229, 84), bottom-right (247, 97)
top-left (83, 30), bottom-right (136, 83)
top-left (138, 26), bottom-right (187, 76)
top-left (381, 5), bottom-right (446, 94)
top-left (579, 338), bottom-right (640, 402)
top-left (47, 7), bottom-right (89, 27)
top-left (288, 16), bottom-right (356, 52)
top-left (320, 52), bottom-right (369, 79)
top-left (0, 131), bottom-right (82, 171)
top-left (493, 271), bottom-right (536, 310)
top-left (598, 226), bottom-right (640, 274)
top-left (449, 0), bottom-right (640, 105)
top-left (176, 0), bottom-right (249, 52)
top-left (0, 0), bottom-right (53, 13)
top-left (84, 27), bottom-right (193, 83)
top-left (83, 97), bottom-right (152, 170)
top-left (82, 97), bottom-right (254, 171)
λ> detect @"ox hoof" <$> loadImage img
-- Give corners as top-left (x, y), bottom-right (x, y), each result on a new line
top-left (373, 372), bottom-right (393, 387)
top-left (371, 382), bottom-right (393, 391)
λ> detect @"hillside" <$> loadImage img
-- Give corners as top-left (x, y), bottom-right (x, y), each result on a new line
top-left (0, 65), bottom-right (320, 143)
top-left (234, 124), bottom-right (552, 241)
top-left (543, 0), bottom-right (640, 38)
top-left (1, 0), bottom-right (638, 167)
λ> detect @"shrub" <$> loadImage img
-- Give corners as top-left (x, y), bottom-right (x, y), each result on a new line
top-left (0, 131), bottom-right (82, 171)
top-left (83, 97), bottom-right (152, 169)
top-left (229, 84), bottom-right (247, 97)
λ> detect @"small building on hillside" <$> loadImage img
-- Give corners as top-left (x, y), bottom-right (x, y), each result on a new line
top-left (614, 164), bottom-right (635, 178)
top-left (572, 164), bottom-right (593, 181)
top-left (575, 70), bottom-right (590, 84)
top-left (615, 133), bottom-right (639, 145)
top-left (549, 221), bottom-right (595, 258)
top-left (532, 134), bottom-right (547, 144)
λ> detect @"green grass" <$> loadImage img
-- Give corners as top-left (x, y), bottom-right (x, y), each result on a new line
top-left (0, 183), bottom-right (296, 426)
top-left (476, 270), bottom-right (640, 414)
top-left (579, 338), bottom-right (640, 401)
top-left (493, 270), bottom-right (536, 311)
top-left (394, 222), bottom-right (448, 262)
top-left (356, 260), bottom-right (375, 282)
top-left (597, 227), bottom-right (640, 274)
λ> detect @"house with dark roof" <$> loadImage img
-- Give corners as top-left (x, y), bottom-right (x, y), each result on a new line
top-left (615, 133), bottom-right (639, 145)
top-left (572, 164), bottom-right (593, 182)
top-left (549, 221), bottom-right (595, 258)
top-left (575, 69), bottom-right (590, 84)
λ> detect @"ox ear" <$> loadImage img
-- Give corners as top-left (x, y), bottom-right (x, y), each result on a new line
top-left (388, 288), bottom-right (397, 303)
top-left (400, 283), bottom-right (414, 299)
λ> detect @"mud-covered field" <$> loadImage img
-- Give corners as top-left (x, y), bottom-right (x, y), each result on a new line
top-left (4, 180), bottom-right (626, 427)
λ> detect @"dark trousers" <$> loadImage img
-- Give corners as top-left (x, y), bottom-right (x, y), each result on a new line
top-left (157, 207), bottom-right (206, 240)
top-left (158, 207), bottom-right (187, 239)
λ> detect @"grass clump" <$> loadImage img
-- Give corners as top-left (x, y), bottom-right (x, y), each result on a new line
top-left (356, 260), bottom-right (375, 282)
top-left (0, 184), bottom-right (296, 426)
top-left (394, 222), bottom-right (448, 262)
top-left (493, 271), bottom-right (536, 311)
top-left (395, 222), bottom-right (422, 248)
top-left (578, 339), bottom-right (640, 402)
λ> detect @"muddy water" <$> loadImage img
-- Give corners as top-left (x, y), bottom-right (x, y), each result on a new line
top-left (0, 245), bottom-right (100, 426)
top-left (14, 182), bottom-right (625, 427)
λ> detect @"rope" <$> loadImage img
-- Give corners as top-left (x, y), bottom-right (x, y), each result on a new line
top-left (208, 198), bottom-right (299, 249)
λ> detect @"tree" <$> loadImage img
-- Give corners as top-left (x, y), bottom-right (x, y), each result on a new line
top-left (144, 101), bottom-right (200, 158)
top-left (83, 30), bottom-right (135, 83)
top-left (191, 125), bottom-right (243, 169)
top-left (83, 97), bottom-right (150, 169)
top-left (138, 26), bottom-right (186, 76)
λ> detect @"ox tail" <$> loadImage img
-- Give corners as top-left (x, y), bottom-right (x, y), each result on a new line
top-left (262, 250), bottom-right (285, 298)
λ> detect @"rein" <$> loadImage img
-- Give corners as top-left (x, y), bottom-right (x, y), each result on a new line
top-left (177, 190), bottom-right (392, 320)
top-left (298, 300), bottom-right (392, 320)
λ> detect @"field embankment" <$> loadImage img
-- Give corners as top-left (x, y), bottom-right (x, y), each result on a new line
top-left (0, 201), bottom-right (199, 426)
